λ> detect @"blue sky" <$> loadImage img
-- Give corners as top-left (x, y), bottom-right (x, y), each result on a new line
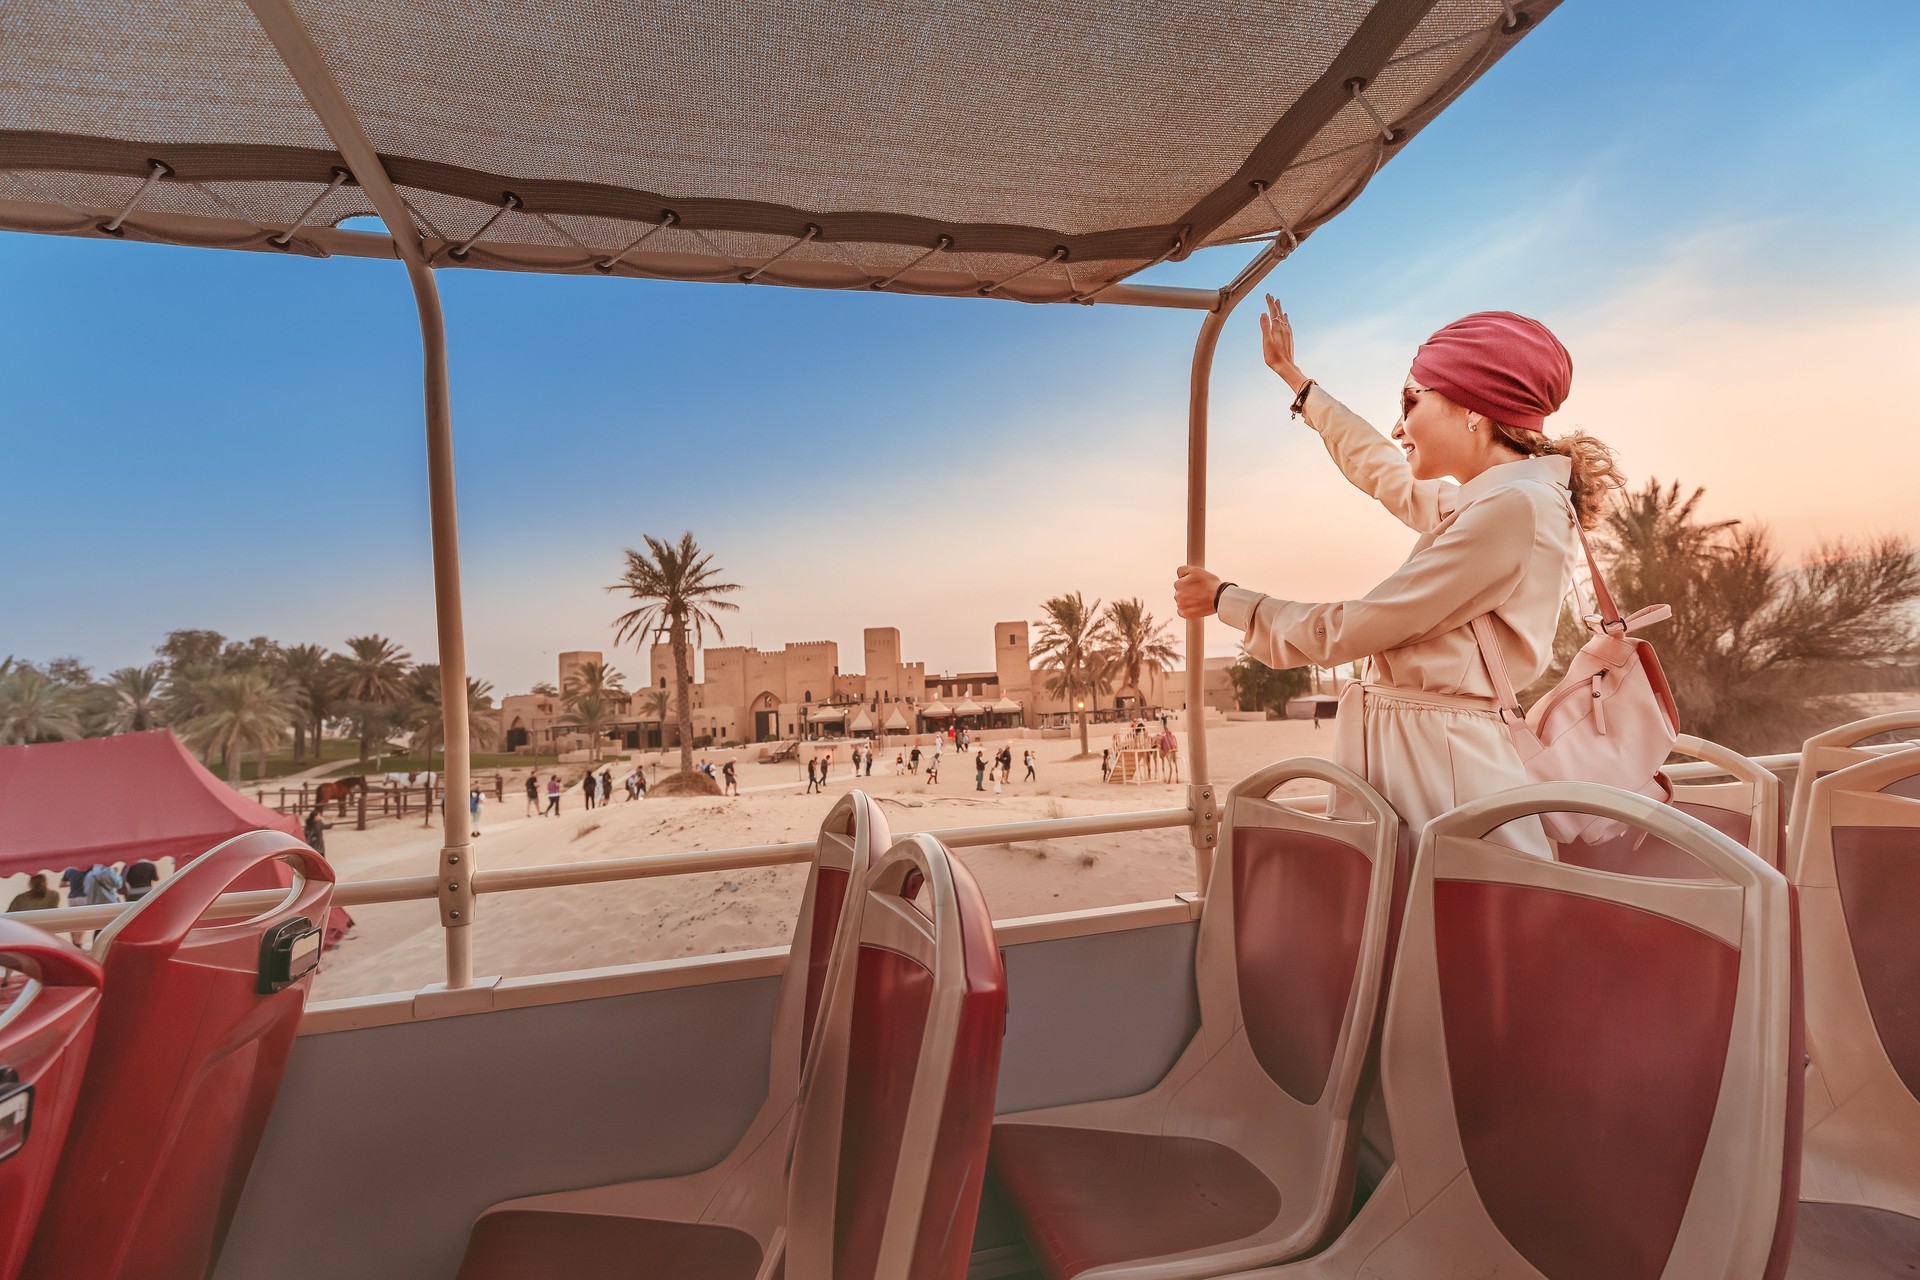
top-left (4, 0), bottom-right (1917, 694)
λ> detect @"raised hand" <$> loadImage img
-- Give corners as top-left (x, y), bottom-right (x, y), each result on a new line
top-left (1258, 294), bottom-right (1307, 392)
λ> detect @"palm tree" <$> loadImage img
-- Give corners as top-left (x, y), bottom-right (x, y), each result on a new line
top-left (636, 687), bottom-right (672, 749)
top-left (99, 663), bottom-right (167, 734)
top-left (560, 694), bottom-right (618, 759)
top-left (335, 634), bottom-right (412, 762)
top-left (1033, 592), bottom-right (1116, 756)
top-left (407, 664), bottom-right (501, 764)
top-left (181, 670), bottom-right (295, 785)
top-left (0, 666), bottom-right (85, 744)
top-left (562, 661), bottom-right (627, 761)
top-left (1103, 598), bottom-right (1180, 708)
top-left (281, 643), bottom-right (336, 764)
top-left (610, 533), bottom-right (741, 772)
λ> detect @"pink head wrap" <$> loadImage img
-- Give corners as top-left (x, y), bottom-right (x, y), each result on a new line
top-left (1408, 311), bottom-right (1572, 433)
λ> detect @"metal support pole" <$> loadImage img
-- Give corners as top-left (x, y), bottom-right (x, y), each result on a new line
top-left (411, 260), bottom-right (477, 985)
top-left (1183, 240), bottom-right (1290, 895)
top-left (243, 0), bottom-right (477, 987)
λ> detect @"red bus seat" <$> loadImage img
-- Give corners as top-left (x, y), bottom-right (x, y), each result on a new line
top-left (0, 922), bottom-right (102, 1280)
top-left (1558, 733), bottom-right (1783, 877)
top-left (991, 757), bottom-right (1402, 1280)
top-left (456, 791), bottom-right (888, 1280)
top-left (1787, 746), bottom-right (1920, 1269)
top-left (1254, 781), bottom-right (1798, 1280)
top-left (1786, 710), bottom-right (1920, 860)
top-left (22, 830), bottom-right (334, 1280)
top-left (783, 833), bottom-right (1007, 1280)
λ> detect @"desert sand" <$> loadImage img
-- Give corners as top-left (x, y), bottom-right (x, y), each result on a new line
top-left (309, 718), bottom-right (1342, 1001)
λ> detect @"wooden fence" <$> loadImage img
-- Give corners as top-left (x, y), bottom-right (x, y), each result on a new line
top-left (257, 772), bottom-right (509, 830)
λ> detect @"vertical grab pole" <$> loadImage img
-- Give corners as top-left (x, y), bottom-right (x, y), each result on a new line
top-left (1184, 240), bottom-right (1290, 896)
top-left (412, 261), bottom-right (477, 988)
top-left (241, 0), bottom-right (478, 987)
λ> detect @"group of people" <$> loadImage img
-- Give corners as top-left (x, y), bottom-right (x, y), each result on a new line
top-left (803, 744), bottom-right (881, 793)
top-left (523, 765), bottom-right (654, 817)
top-left (8, 861), bottom-right (162, 947)
top-left (971, 746), bottom-right (1036, 792)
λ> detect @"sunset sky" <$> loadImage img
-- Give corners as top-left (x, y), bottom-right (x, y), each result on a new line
top-left (4, 0), bottom-right (1917, 695)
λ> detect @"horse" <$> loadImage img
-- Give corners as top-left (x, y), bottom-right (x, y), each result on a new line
top-left (314, 776), bottom-right (367, 815)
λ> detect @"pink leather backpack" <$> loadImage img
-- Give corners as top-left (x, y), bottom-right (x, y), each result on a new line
top-left (1471, 521), bottom-right (1679, 844)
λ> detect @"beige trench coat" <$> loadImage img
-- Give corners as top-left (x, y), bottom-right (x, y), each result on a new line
top-left (1217, 384), bottom-right (1578, 852)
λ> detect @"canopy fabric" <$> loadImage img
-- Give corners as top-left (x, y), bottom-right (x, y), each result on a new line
top-left (808, 706), bottom-right (848, 721)
top-left (882, 709), bottom-right (912, 731)
top-left (953, 699), bottom-right (985, 716)
top-left (848, 709), bottom-right (875, 731)
top-left (0, 1), bottom-right (1557, 303)
top-left (919, 703), bottom-right (952, 718)
top-left (991, 697), bottom-right (1023, 713)
top-left (0, 729), bottom-right (301, 877)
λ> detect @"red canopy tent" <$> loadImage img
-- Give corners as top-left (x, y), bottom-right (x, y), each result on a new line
top-left (0, 729), bottom-right (351, 944)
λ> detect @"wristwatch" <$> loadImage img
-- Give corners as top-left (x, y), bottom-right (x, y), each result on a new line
top-left (1289, 379), bottom-right (1316, 418)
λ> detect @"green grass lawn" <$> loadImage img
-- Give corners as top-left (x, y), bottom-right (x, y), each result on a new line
top-left (203, 737), bottom-right (361, 783)
top-left (318, 752), bottom-right (530, 779)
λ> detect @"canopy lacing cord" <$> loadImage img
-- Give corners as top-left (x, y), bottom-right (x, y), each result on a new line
top-left (1248, 182), bottom-right (1302, 253)
top-left (980, 245), bottom-right (1067, 297)
top-left (531, 211), bottom-right (592, 254)
top-left (596, 210), bottom-right (679, 273)
top-left (1499, 1), bottom-right (1526, 32)
top-left (741, 224), bottom-right (820, 282)
top-left (872, 236), bottom-right (954, 290)
top-left (100, 160), bottom-right (170, 236)
top-left (446, 192), bottom-right (522, 260)
top-left (1346, 79), bottom-right (1400, 144)
top-left (1070, 233), bottom-right (1183, 304)
top-left (270, 168), bottom-right (351, 248)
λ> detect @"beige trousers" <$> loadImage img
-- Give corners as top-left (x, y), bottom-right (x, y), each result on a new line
top-left (1329, 682), bottom-right (1550, 856)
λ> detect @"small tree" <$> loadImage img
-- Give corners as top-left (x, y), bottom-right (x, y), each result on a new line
top-left (1534, 480), bottom-right (1920, 753)
top-left (181, 670), bottom-right (295, 785)
top-left (99, 663), bottom-right (167, 734)
top-left (1227, 654), bottom-right (1311, 716)
top-left (562, 661), bottom-right (627, 761)
top-left (335, 634), bottom-right (412, 763)
top-left (1033, 592), bottom-right (1115, 756)
top-left (0, 664), bottom-right (85, 744)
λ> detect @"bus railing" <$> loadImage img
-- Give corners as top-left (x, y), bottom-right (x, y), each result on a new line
top-left (7, 805), bottom-right (1196, 935)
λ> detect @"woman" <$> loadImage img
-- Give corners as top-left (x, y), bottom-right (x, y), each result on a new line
top-left (1174, 299), bottom-right (1621, 852)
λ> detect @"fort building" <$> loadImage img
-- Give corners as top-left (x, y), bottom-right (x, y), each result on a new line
top-left (501, 621), bottom-right (1232, 753)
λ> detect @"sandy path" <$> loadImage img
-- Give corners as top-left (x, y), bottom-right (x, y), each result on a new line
top-left (310, 718), bottom-right (1341, 1000)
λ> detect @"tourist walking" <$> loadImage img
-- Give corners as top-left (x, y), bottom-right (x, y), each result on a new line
top-left (805, 756), bottom-right (820, 794)
top-left (1101, 748), bottom-right (1111, 782)
top-left (908, 746), bottom-right (921, 774)
top-left (974, 751), bottom-right (987, 791)
top-left (545, 774), bottom-right (562, 815)
top-left (524, 770), bottom-right (540, 817)
top-left (601, 768), bottom-right (613, 804)
top-left (925, 753), bottom-right (939, 785)
top-left (1024, 750), bottom-right (1037, 782)
top-left (1176, 300), bottom-right (1610, 854)
top-left (722, 760), bottom-right (738, 796)
top-left (470, 785), bottom-right (483, 837)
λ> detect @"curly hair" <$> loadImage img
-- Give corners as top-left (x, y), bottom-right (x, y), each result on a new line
top-left (1489, 421), bottom-right (1624, 531)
